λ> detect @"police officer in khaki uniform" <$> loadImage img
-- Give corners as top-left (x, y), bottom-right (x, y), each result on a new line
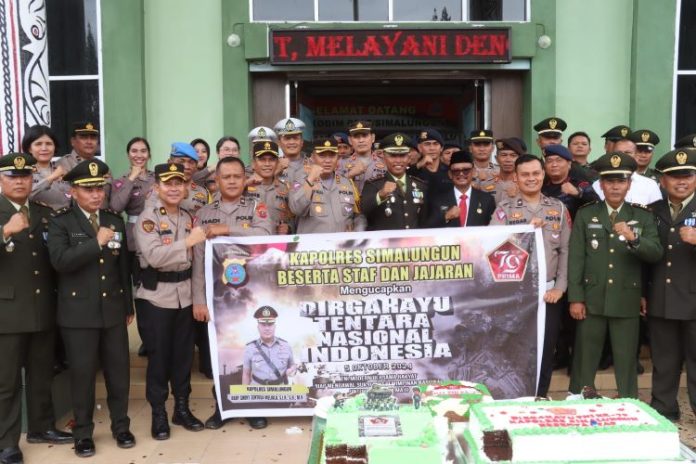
top-left (274, 118), bottom-right (311, 186)
top-left (469, 129), bottom-right (500, 194)
top-left (47, 159), bottom-right (134, 457)
top-left (646, 148), bottom-right (696, 420)
top-left (289, 138), bottom-right (365, 234)
top-left (245, 141), bottom-right (294, 234)
top-left (22, 125), bottom-right (72, 210)
top-left (340, 121), bottom-right (387, 192)
top-left (490, 154), bottom-right (571, 397)
top-left (568, 153), bottom-right (663, 398)
top-left (191, 156), bottom-right (272, 430)
top-left (0, 154), bottom-right (72, 464)
top-left (361, 133), bottom-right (429, 230)
top-left (242, 306), bottom-right (296, 386)
top-left (168, 142), bottom-right (211, 214)
top-left (134, 163), bottom-right (208, 440)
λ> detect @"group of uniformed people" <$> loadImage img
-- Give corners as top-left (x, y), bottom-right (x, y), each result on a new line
top-left (2, 116), bottom-right (696, 463)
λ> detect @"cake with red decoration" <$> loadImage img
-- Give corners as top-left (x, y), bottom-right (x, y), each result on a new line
top-left (462, 398), bottom-right (682, 462)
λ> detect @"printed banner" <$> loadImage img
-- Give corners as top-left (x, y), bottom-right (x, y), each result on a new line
top-left (205, 226), bottom-right (546, 418)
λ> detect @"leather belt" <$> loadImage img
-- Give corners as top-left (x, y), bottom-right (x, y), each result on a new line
top-left (157, 269), bottom-right (192, 283)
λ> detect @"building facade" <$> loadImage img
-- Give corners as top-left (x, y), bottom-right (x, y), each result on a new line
top-left (0, 0), bottom-right (692, 178)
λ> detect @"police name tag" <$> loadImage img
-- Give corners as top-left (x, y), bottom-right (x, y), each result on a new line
top-left (587, 224), bottom-right (603, 229)
top-left (685, 218), bottom-right (696, 227)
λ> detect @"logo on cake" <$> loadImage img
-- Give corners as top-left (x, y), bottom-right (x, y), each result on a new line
top-left (486, 240), bottom-right (530, 282)
top-left (426, 384), bottom-right (480, 397)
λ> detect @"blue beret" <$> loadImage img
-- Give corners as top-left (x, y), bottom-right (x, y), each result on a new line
top-left (417, 128), bottom-right (444, 146)
top-left (543, 144), bottom-right (572, 161)
top-left (170, 142), bottom-right (198, 161)
top-left (331, 132), bottom-right (350, 145)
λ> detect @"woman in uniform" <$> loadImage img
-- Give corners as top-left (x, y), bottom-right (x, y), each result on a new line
top-left (23, 125), bottom-right (71, 210)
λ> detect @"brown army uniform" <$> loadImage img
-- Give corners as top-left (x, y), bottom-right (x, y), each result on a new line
top-left (490, 194), bottom-right (571, 396)
top-left (244, 180), bottom-right (294, 234)
top-left (289, 174), bottom-right (365, 234)
top-left (191, 196), bottom-right (272, 307)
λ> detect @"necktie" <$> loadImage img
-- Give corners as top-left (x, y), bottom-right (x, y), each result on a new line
top-left (397, 179), bottom-right (405, 194)
top-left (19, 205), bottom-right (29, 221)
top-left (89, 213), bottom-right (99, 233)
top-left (609, 210), bottom-right (618, 224)
top-left (670, 202), bottom-right (682, 221)
top-left (459, 194), bottom-right (468, 226)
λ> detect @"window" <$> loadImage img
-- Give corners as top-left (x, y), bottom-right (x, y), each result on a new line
top-left (674, 0), bottom-right (696, 139)
top-left (46, 0), bottom-right (102, 155)
top-left (251, 0), bottom-right (527, 22)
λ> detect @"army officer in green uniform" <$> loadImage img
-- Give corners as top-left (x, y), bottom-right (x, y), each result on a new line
top-left (0, 153), bottom-right (72, 464)
top-left (568, 152), bottom-right (663, 398)
top-left (47, 159), bottom-right (135, 458)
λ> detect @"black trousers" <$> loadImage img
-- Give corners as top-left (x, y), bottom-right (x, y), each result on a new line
top-left (194, 320), bottom-right (212, 375)
top-left (537, 299), bottom-right (563, 397)
top-left (649, 316), bottom-right (696, 416)
top-left (61, 324), bottom-right (130, 440)
top-left (136, 299), bottom-right (194, 407)
top-left (0, 330), bottom-right (57, 448)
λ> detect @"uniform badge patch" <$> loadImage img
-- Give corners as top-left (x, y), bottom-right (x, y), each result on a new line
top-left (142, 220), bottom-right (155, 233)
top-left (496, 210), bottom-right (506, 221)
top-left (256, 203), bottom-right (268, 219)
top-left (162, 237), bottom-right (172, 245)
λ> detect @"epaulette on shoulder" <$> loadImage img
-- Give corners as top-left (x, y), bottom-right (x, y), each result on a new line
top-left (578, 200), bottom-right (599, 210)
top-left (100, 208), bottom-right (121, 217)
top-left (31, 200), bottom-right (51, 209)
top-left (51, 206), bottom-right (72, 217)
top-left (410, 175), bottom-right (426, 185)
top-left (630, 202), bottom-right (649, 210)
top-left (365, 175), bottom-right (387, 185)
top-left (276, 337), bottom-right (287, 343)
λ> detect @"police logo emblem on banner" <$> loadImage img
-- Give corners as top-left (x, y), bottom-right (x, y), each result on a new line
top-left (222, 258), bottom-right (248, 287)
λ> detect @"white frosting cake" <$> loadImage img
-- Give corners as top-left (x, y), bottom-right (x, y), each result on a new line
top-left (465, 398), bottom-right (682, 462)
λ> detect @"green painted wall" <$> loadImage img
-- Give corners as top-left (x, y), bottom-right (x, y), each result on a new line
top-left (630, 0), bottom-right (677, 156)
top-left (555, 0), bottom-right (635, 158)
top-left (101, 0), bottom-right (146, 178)
top-left (143, 0), bottom-right (224, 165)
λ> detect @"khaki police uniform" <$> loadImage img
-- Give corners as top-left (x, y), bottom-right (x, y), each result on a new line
top-left (133, 194), bottom-right (198, 409)
top-left (245, 180), bottom-right (294, 234)
top-left (338, 153), bottom-right (387, 192)
top-left (289, 174), bottom-right (364, 234)
top-left (242, 307), bottom-right (295, 386)
top-left (191, 196), bottom-right (272, 307)
top-left (568, 153), bottom-right (663, 398)
top-left (110, 170), bottom-right (156, 251)
top-left (473, 162), bottom-right (501, 194)
top-left (47, 159), bottom-right (132, 441)
top-left (30, 161), bottom-right (72, 210)
top-left (181, 181), bottom-right (211, 214)
top-left (0, 154), bottom-right (65, 452)
top-left (490, 194), bottom-right (571, 396)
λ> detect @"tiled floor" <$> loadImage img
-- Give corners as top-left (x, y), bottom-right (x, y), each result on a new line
top-left (19, 388), bottom-right (696, 464)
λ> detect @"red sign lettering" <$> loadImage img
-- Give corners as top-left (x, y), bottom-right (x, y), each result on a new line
top-left (270, 28), bottom-right (510, 64)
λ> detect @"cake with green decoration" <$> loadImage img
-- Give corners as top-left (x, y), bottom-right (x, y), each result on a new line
top-left (417, 380), bottom-right (493, 422)
top-left (321, 385), bottom-right (449, 464)
top-left (463, 398), bottom-right (682, 462)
